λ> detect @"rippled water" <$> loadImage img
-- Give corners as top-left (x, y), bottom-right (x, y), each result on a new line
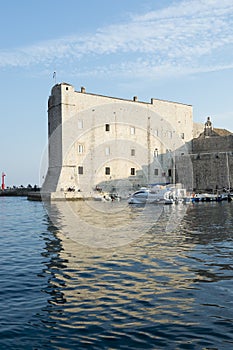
top-left (0, 197), bottom-right (233, 349)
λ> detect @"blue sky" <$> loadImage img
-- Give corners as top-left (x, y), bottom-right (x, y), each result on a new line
top-left (0, 0), bottom-right (233, 186)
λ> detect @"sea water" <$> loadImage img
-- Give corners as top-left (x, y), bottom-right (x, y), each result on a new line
top-left (0, 197), bottom-right (232, 349)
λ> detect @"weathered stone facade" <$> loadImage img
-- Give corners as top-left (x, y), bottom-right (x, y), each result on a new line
top-left (191, 119), bottom-right (233, 192)
top-left (43, 83), bottom-right (193, 199)
top-left (43, 84), bottom-right (232, 199)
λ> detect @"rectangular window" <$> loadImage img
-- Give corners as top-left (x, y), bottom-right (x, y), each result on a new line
top-left (105, 167), bottom-right (110, 175)
top-left (105, 147), bottom-right (110, 156)
top-left (154, 168), bottom-right (159, 176)
top-left (167, 131), bottom-right (172, 139)
top-left (78, 120), bottom-right (83, 129)
top-left (78, 166), bottom-right (83, 175)
top-left (131, 149), bottom-right (135, 156)
top-left (130, 127), bottom-right (135, 135)
top-left (105, 124), bottom-right (110, 132)
top-left (131, 168), bottom-right (135, 176)
top-left (168, 169), bottom-right (172, 177)
top-left (78, 144), bottom-right (84, 153)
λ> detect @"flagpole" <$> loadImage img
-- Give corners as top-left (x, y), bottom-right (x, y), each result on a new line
top-left (53, 71), bottom-right (57, 84)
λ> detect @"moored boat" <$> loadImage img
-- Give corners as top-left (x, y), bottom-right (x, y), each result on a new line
top-left (191, 192), bottom-right (233, 202)
top-left (128, 184), bottom-right (186, 205)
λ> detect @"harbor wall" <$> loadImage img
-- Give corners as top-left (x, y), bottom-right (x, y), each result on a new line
top-left (191, 134), bottom-right (233, 191)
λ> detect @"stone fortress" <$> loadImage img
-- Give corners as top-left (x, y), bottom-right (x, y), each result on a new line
top-left (192, 117), bottom-right (233, 192)
top-left (42, 83), bottom-right (232, 199)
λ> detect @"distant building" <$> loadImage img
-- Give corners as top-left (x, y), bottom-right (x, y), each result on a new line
top-left (191, 117), bottom-right (233, 192)
top-left (43, 83), bottom-right (194, 199)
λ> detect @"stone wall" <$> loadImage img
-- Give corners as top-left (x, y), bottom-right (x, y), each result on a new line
top-left (44, 83), bottom-right (233, 196)
top-left (191, 133), bottom-right (233, 192)
top-left (192, 135), bottom-right (233, 153)
top-left (44, 83), bottom-right (193, 198)
top-left (191, 152), bottom-right (233, 191)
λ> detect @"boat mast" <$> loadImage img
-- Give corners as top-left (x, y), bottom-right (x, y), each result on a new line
top-left (226, 152), bottom-right (231, 191)
top-left (173, 150), bottom-right (176, 186)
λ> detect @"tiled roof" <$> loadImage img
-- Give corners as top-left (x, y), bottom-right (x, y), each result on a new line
top-left (213, 128), bottom-right (232, 136)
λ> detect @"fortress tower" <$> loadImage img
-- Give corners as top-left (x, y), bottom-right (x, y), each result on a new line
top-left (42, 83), bottom-right (194, 199)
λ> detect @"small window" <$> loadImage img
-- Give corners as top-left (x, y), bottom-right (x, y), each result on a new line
top-left (131, 168), bottom-right (135, 176)
top-left (130, 127), bottom-right (135, 135)
top-left (168, 169), bottom-right (172, 177)
top-left (167, 131), bottom-right (172, 139)
top-left (105, 167), bottom-right (110, 175)
top-left (78, 120), bottom-right (83, 129)
top-left (105, 147), bottom-right (110, 156)
top-left (66, 87), bottom-right (69, 91)
top-left (105, 124), bottom-right (110, 132)
top-left (131, 149), bottom-right (135, 156)
top-left (78, 144), bottom-right (84, 153)
top-left (154, 168), bottom-right (159, 176)
top-left (78, 166), bottom-right (83, 175)
top-left (154, 148), bottom-right (158, 157)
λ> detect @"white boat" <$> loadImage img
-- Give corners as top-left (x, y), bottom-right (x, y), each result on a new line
top-left (128, 185), bottom-right (186, 205)
top-left (191, 193), bottom-right (217, 202)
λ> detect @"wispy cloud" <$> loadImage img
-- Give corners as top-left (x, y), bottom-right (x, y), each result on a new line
top-left (0, 0), bottom-right (232, 79)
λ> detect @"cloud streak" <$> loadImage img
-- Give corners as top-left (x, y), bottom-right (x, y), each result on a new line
top-left (0, 0), bottom-right (232, 79)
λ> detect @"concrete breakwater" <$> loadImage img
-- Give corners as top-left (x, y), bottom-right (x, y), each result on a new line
top-left (0, 188), bottom-right (41, 200)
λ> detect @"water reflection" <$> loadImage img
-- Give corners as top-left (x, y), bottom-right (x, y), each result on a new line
top-left (41, 222), bottom-right (67, 305)
top-left (39, 200), bottom-right (233, 349)
top-left (44, 199), bottom-right (191, 249)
